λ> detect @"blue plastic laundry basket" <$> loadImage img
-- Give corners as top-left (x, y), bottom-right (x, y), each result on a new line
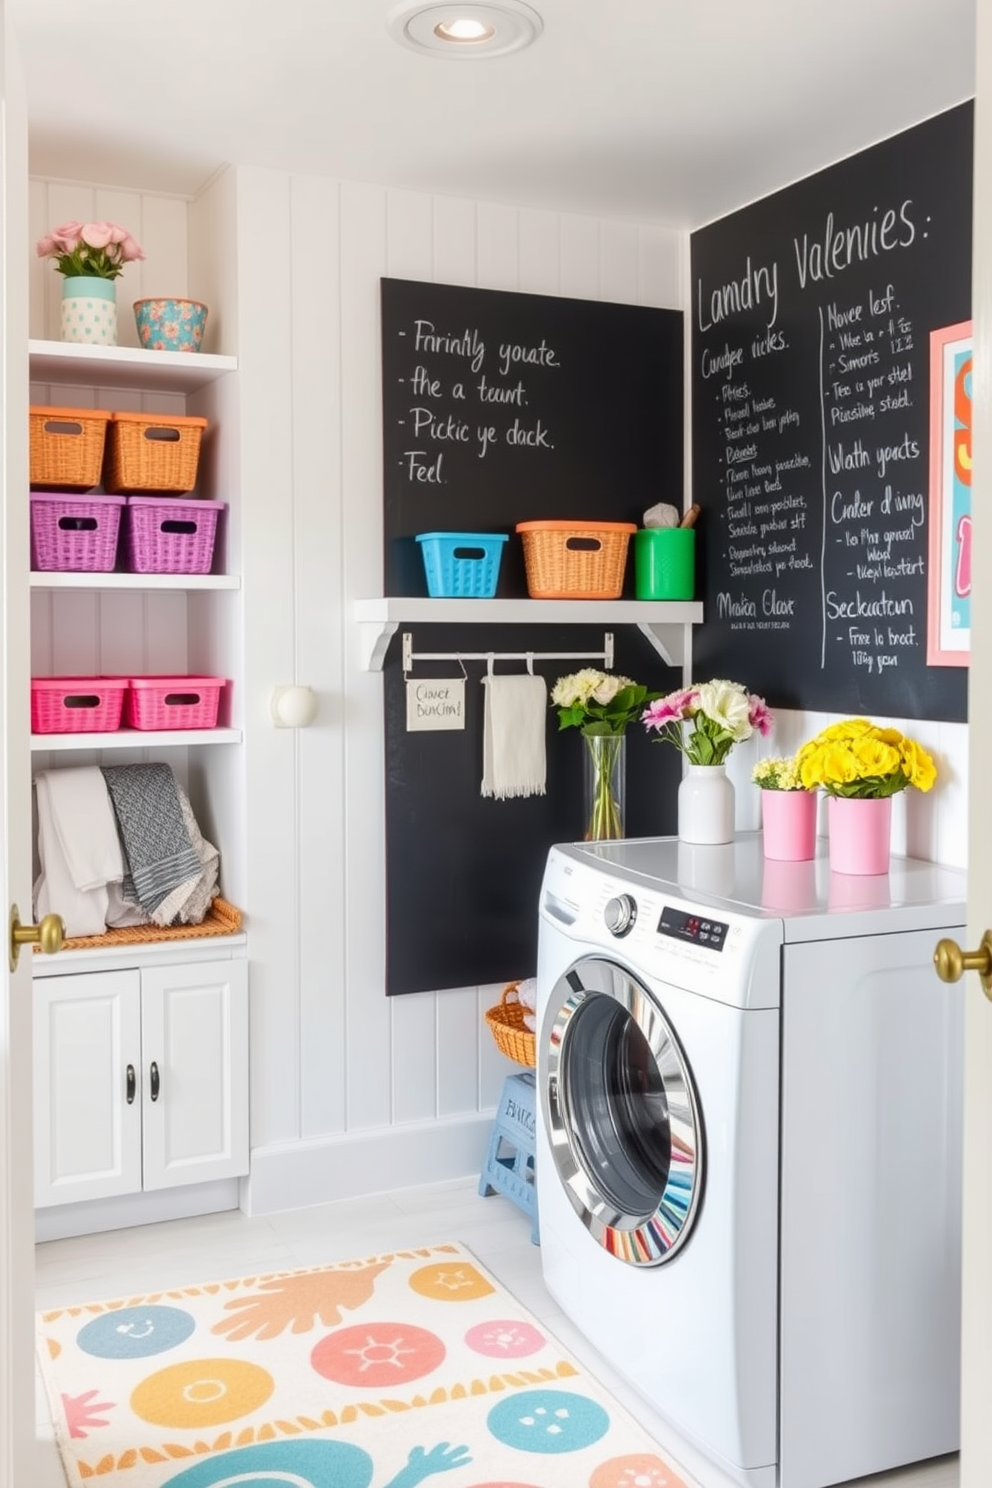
top-left (415, 531), bottom-right (508, 598)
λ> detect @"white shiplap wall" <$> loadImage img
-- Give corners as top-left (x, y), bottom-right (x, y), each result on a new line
top-left (28, 170), bottom-right (970, 1220)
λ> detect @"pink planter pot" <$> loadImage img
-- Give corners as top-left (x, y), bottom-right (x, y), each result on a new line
top-left (761, 788), bottom-right (817, 861)
top-left (827, 795), bottom-right (892, 875)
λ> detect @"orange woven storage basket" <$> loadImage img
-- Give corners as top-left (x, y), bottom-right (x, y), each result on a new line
top-left (30, 406), bottom-right (112, 490)
top-left (515, 519), bottom-right (636, 599)
top-left (104, 410), bottom-right (208, 494)
top-left (485, 981), bottom-right (536, 1067)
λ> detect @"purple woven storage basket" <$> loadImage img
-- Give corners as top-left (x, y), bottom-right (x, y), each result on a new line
top-left (125, 496), bottom-right (225, 575)
top-left (30, 492), bottom-right (126, 572)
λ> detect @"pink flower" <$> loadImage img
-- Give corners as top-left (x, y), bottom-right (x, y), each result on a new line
top-left (52, 220), bottom-right (83, 251)
top-left (80, 220), bottom-right (114, 249)
top-left (37, 221), bottom-right (84, 256)
top-left (119, 234), bottom-right (145, 262)
top-left (642, 688), bottom-right (699, 730)
top-left (748, 694), bottom-right (773, 736)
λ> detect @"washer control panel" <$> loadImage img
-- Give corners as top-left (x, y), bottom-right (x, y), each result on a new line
top-left (658, 904), bottom-right (729, 952)
top-left (603, 893), bottom-right (637, 937)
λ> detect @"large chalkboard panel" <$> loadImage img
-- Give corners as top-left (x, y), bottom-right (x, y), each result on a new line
top-left (383, 626), bottom-right (683, 996)
top-left (379, 278), bottom-right (684, 994)
top-left (381, 278), bottom-right (683, 596)
top-left (691, 103), bottom-right (972, 722)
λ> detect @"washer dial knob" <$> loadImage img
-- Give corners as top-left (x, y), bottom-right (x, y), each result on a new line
top-left (604, 894), bottom-right (637, 937)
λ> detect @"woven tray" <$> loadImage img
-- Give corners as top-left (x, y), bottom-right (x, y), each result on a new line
top-left (485, 980), bottom-right (536, 1067)
top-left (41, 896), bottom-right (243, 953)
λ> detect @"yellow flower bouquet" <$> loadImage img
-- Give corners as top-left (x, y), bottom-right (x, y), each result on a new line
top-left (796, 718), bottom-right (937, 800)
top-left (751, 755), bottom-right (808, 792)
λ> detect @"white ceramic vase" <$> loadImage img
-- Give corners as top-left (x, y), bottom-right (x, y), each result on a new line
top-left (678, 762), bottom-right (735, 845)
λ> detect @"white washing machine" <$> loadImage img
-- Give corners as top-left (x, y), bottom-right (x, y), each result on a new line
top-left (536, 833), bottom-right (966, 1488)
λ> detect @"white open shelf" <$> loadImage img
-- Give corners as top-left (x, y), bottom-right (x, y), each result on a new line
top-left (31, 728), bottom-right (242, 752)
top-left (29, 339), bottom-right (237, 393)
top-left (354, 596), bottom-right (703, 671)
top-left (31, 571), bottom-right (240, 591)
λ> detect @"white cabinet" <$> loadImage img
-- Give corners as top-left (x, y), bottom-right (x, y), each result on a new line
top-left (33, 957), bottom-right (249, 1208)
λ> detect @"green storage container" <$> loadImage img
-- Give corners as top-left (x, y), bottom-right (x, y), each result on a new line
top-left (634, 527), bottom-right (695, 600)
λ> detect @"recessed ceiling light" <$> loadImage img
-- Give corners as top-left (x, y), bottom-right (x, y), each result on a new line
top-left (435, 18), bottom-right (496, 42)
top-left (387, 1), bottom-right (543, 59)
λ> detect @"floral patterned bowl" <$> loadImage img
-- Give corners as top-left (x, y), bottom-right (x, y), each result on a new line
top-left (133, 297), bottom-right (208, 353)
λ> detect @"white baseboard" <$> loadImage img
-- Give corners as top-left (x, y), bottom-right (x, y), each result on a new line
top-left (35, 1179), bottom-right (241, 1243)
top-left (243, 1111), bottom-right (494, 1216)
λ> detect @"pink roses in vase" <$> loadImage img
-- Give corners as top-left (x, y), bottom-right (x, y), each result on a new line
top-left (37, 220), bottom-right (145, 347)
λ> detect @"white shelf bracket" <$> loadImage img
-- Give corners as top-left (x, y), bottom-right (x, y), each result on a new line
top-left (637, 621), bottom-right (692, 682)
top-left (360, 619), bottom-right (399, 671)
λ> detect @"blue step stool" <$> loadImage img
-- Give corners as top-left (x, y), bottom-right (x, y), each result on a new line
top-left (479, 1070), bottom-right (539, 1244)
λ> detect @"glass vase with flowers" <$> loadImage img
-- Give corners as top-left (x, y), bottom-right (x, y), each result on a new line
top-left (551, 669), bottom-right (660, 841)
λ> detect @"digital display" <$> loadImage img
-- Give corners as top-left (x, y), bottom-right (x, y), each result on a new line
top-left (658, 905), bottom-right (728, 952)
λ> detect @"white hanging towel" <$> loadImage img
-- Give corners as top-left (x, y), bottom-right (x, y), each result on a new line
top-left (481, 661), bottom-right (547, 800)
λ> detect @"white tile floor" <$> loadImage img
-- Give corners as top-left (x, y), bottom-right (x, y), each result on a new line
top-left (35, 1179), bottom-right (959, 1488)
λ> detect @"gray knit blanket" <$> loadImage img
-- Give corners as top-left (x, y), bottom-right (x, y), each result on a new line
top-left (100, 764), bottom-right (202, 916)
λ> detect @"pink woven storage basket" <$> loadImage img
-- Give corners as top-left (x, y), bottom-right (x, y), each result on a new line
top-left (124, 676), bottom-right (226, 731)
top-left (30, 492), bottom-right (126, 573)
top-left (125, 496), bottom-right (224, 575)
top-left (31, 677), bottom-right (128, 734)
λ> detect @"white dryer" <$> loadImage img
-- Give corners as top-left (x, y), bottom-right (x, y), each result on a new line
top-left (535, 834), bottom-right (966, 1488)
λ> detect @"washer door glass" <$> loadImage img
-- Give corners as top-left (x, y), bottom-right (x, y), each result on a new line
top-left (542, 956), bottom-right (704, 1266)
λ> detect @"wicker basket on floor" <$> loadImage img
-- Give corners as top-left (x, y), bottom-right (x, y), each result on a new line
top-left (485, 981), bottom-right (536, 1067)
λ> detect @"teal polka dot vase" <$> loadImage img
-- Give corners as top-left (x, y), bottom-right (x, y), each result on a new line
top-left (60, 275), bottom-right (117, 346)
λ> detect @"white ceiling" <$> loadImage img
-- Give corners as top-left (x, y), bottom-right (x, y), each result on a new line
top-left (8, 0), bottom-right (977, 230)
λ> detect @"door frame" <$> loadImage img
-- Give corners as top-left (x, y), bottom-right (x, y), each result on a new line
top-left (0, 5), bottom-right (39, 1481)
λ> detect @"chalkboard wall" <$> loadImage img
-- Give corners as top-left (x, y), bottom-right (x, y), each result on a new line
top-left (381, 277), bottom-right (683, 597)
top-left (691, 102), bottom-right (972, 722)
top-left (379, 278), bottom-right (684, 994)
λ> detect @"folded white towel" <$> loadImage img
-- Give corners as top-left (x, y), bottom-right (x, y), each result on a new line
top-left (481, 668), bottom-right (547, 800)
top-left (516, 976), bottom-right (538, 1010)
top-left (522, 1011), bottom-right (537, 1032)
top-left (43, 766), bottom-right (123, 890)
top-left (34, 775), bottom-right (110, 937)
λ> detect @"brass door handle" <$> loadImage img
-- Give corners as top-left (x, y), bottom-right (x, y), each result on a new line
top-left (9, 905), bottom-right (64, 971)
top-left (934, 932), bottom-right (992, 997)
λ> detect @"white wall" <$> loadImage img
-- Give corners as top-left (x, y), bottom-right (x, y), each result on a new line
top-left (28, 170), bottom-right (969, 1218)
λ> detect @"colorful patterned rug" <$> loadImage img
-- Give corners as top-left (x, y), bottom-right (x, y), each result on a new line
top-left (37, 1241), bottom-right (694, 1488)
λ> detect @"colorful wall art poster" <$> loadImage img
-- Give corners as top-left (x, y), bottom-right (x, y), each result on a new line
top-left (928, 320), bottom-right (972, 666)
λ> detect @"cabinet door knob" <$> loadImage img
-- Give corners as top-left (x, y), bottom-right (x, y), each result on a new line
top-left (934, 932), bottom-right (992, 997)
top-left (126, 1064), bottom-right (136, 1104)
top-left (8, 904), bottom-right (64, 972)
top-left (149, 1061), bottom-right (160, 1102)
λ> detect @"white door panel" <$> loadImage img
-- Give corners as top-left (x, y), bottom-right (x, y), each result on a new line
top-left (0, 10), bottom-right (37, 1481)
top-left (33, 972), bottom-right (142, 1207)
top-left (141, 960), bottom-right (249, 1190)
top-left (961, 7), bottom-right (992, 1481)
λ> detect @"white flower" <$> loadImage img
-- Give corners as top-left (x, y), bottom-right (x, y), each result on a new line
top-left (590, 673), bottom-right (635, 705)
top-left (550, 669), bottom-right (606, 707)
top-left (693, 679), bottom-right (753, 741)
